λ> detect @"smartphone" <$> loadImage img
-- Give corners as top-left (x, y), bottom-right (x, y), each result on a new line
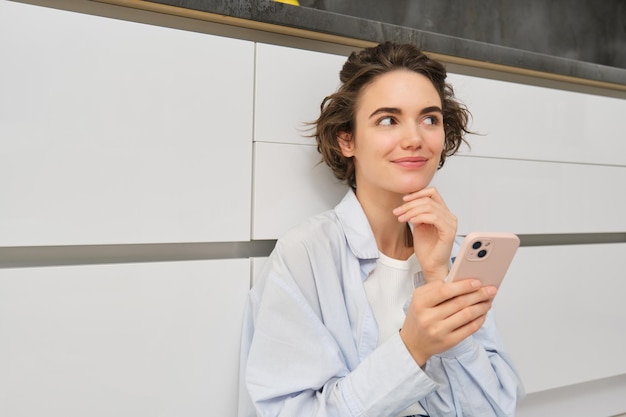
top-left (447, 232), bottom-right (520, 288)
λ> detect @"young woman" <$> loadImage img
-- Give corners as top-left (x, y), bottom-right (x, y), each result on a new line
top-left (238, 42), bottom-right (524, 417)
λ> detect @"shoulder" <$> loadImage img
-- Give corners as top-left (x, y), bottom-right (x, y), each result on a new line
top-left (276, 189), bottom-right (363, 259)
top-left (274, 209), bottom-right (347, 266)
top-left (252, 191), bottom-right (363, 299)
top-left (253, 209), bottom-right (348, 289)
top-left (250, 210), bottom-right (349, 314)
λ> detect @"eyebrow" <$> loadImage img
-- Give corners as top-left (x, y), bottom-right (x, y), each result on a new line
top-left (368, 105), bottom-right (443, 119)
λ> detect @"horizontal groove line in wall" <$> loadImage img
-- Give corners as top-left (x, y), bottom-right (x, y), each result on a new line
top-left (254, 140), bottom-right (317, 147)
top-left (1, 233), bottom-right (625, 268)
top-left (506, 233), bottom-right (626, 247)
top-left (0, 240), bottom-right (277, 269)
top-left (455, 154), bottom-right (626, 169)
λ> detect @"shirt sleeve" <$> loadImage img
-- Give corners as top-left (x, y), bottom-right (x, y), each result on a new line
top-left (421, 310), bottom-right (526, 417)
top-left (239, 245), bottom-right (438, 417)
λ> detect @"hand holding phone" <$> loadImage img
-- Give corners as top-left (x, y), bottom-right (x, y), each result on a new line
top-left (447, 232), bottom-right (519, 288)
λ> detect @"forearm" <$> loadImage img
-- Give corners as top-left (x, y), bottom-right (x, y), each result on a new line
top-left (247, 333), bottom-right (438, 417)
top-left (340, 333), bottom-right (437, 416)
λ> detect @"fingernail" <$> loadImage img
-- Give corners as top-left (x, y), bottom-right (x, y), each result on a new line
top-left (486, 286), bottom-right (497, 296)
top-left (471, 279), bottom-right (481, 288)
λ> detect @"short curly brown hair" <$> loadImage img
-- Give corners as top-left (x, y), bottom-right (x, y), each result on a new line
top-left (313, 42), bottom-right (471, 189)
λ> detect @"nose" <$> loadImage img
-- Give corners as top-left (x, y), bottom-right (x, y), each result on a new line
top-left (401, 123), bottom-right (423, 149)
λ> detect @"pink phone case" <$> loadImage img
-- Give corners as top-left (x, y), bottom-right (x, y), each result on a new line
top-left (447, 232), bottom-right (520, 288)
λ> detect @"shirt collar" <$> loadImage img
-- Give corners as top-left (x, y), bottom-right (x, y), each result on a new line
top-left (334, 189), bottom-right (379, 261)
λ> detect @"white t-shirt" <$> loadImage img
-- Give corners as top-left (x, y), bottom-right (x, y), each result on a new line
top-left (364, 251), bottom-right (428, 417)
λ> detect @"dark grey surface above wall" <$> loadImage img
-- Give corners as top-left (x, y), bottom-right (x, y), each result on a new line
top-left (147, 0), bottom-right (626, 88)
top-left (299, 0), bottom-right (626, 70)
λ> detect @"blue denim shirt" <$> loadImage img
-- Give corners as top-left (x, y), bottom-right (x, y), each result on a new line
top-left (239, 190), bottom-right (524, 417)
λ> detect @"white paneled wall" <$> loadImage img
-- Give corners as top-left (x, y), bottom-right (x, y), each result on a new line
top-left (447, 73), bottom-right (626, 166)
top-left (2, 1), bottom-right (625, 416)
top-left (496, 244), bottom-right (626, 393)
top-left (0, 0), bottom-right (254, 245)
top-left (0, 259), bottom-right (250, 417)
top-left (252, 142), bottom-right (347, 239)
top-left (253, 43), bottom-right (349, 239)
top-left (431, 156), bottom-right (626, 234)
top-left (1, 2), bottom-right (255, 416)
top-left (254, 43), bottom-right (346, 145)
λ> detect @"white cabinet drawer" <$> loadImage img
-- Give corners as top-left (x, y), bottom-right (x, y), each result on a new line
top-left (254, 43), bottom-right (346, 145)
top-left (0, 1), bottom-right (254, 245)
top-left (433, 156), bottom-right (626, 234)
top-left (449, 72), bottom-right (626, 166)
top-left (495, 243), bottom-right (626, 393)
top-left (0, 258), bottom-right (250, 416)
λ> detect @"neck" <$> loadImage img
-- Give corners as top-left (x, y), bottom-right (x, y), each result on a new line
top-left (354, 188), bottom-right (413, 260)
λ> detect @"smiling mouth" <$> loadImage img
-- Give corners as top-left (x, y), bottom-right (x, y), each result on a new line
top-left (394, 157), bottom-right (427, 163)
top-left (392, 157), bottom-right (429, 168)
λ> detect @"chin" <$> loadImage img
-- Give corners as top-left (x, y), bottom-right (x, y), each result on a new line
top-left (397, 171), bottom-right (437, 192)
top-left (395, 182), bottom-right (431, 194)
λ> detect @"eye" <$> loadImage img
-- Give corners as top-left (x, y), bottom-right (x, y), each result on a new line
top-left (422, 115), bottom-right (441, 126)
top-left (377, 116), bottom-right (396, 126)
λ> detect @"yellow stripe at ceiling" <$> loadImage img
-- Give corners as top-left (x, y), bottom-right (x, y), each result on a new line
top-left (274, 0), bottom-right (300, 5)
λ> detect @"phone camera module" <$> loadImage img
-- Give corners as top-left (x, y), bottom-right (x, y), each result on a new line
top-left (472, 241), bottom-right (482, 250)
top-left (477, 249), bottom-right (488, 258)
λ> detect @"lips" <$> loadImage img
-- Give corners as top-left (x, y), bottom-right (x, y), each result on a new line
top-left (392, 156), bottom-right (428, 168)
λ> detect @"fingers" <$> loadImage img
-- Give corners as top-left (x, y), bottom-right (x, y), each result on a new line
top-left (400, 281), bottom-right (496, 365)
top-left (402, 187), bottom-right (449, 208)
top-left (418, 278), bottom-right (487, 307)
top-left (393, 186), bottom-right (457, 282)
top-left (447, 311), bottom-right (489, 343)
top-left (442, 296), bottom-right (494, 333)
top-left (392, 188), bottom-right (456, 233)
top-left (393, 189), bottom-right (448, 221)
top-left (411, 281), bottom-right (496, 333)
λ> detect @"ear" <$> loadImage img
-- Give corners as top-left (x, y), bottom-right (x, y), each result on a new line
top-left (337, 131), bottom-right (354, 157)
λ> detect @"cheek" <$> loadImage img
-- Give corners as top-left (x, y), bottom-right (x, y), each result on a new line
top-left (358, 133), bottom-right (390, 157)
top-left (427, 133), bottom-right (446, 168)
top-left (428, 131), bottom-right (446, 154)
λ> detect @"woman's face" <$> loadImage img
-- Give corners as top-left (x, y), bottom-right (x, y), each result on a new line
top-left (339, 69), bottom-right (445, 199)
